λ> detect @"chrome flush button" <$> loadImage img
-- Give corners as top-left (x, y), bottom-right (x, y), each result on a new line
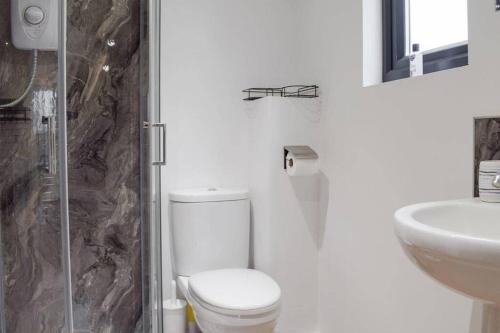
top-left (24, 6), bottom-right (45, 25)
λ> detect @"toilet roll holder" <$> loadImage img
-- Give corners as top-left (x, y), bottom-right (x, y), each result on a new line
top-left (283, 146), bottom-right (319, 170)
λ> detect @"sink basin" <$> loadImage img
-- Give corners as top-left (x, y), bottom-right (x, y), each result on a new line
top-left (395, 198), bottom-right (500, 332)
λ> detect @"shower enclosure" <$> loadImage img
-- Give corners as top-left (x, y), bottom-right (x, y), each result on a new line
top-left (0, 0), bottom-right (163, 332)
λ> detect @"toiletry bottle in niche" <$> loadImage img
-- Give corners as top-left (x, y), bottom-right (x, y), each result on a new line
top-left (409, 43), bottom-right (423, 77)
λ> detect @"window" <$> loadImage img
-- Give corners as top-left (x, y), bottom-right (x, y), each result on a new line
top-left (383, 0), bottom-right (468, 82)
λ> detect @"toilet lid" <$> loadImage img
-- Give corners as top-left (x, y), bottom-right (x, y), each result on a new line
top-left (188, 269), bottom-right (281, 312)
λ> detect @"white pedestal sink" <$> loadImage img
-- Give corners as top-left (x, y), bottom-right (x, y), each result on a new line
top-left (395, 199), bottom-right (500, 333)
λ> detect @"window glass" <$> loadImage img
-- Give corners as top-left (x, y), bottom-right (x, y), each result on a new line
top-left (407, 0), bottom-right (468, 54)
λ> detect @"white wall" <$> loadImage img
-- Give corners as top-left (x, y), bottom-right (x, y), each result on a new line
top-left (247, 98), bottom-right (323, 333)
top-left (161, 0), bottom-right (305, 318)
top-left (162, 1), bottom-right (500, 332)
top-left (296, 0), bottom-right (500, 332)
top-left (163, 0), bottom-right (300, 192)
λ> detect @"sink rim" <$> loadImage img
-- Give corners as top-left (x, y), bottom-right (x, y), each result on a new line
top-left (394, 198), bottom-right (500, 266)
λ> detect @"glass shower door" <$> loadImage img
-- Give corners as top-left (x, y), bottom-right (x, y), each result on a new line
top-left (63, 0), bottom-right (162, 331)
top-left (0, 0), bottom-right (162, 331)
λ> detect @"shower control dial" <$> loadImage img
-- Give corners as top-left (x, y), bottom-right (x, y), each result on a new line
top-left (11, 0), bottom-right (58, 50)
top-left (24, 6), bottom-right (45, 25)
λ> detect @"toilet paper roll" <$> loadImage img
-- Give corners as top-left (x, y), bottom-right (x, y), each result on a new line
top-left (286, 152), bottom-right (319, 176)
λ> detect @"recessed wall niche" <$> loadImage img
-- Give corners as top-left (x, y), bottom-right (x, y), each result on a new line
top-left (474, 117), bottom-right (500, 196)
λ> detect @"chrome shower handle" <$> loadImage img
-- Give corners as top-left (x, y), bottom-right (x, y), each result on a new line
top-left (152, 123), bottom-right (166, 166)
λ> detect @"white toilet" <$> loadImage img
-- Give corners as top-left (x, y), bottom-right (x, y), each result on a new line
top-left (169, 188), bottom-right (281, 333)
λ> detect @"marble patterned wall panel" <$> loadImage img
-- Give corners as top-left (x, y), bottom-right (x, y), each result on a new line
top-left (474, 117), bottom-right (500, 196)
top-left (66, 0), bottom-right (144, 332)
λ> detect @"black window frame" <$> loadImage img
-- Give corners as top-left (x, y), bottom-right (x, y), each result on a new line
top-left (382, 0), bottom-right (468, 82)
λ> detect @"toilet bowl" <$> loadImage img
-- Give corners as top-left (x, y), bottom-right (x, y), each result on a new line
top-left (169, 188), bottom-right (282, 333)
top-left (178, 269), bottom-right (281, 333)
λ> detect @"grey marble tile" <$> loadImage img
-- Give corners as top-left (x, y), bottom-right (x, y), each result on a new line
top-left (66, 0), bottom-right (144, 332)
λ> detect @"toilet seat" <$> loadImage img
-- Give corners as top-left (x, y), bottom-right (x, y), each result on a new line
top-left (177, 269), bottom-right (281, 333)
top-left (188, 269), bottom-right (281, 315)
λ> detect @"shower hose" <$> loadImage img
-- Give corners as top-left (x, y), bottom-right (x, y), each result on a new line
top-left (0, 49), bottom-right (38, 108)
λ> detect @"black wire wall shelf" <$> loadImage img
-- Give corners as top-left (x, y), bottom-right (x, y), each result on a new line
top-left (242, 85), bottom-right (319, 101)
top-left (0, 106), bottom-right (31, 122)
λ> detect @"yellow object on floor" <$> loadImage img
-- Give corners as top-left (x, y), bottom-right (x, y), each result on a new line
top-left (187, 304), bottom-right (198, 333)
top-left (187, 304), bottom-right (196, 322)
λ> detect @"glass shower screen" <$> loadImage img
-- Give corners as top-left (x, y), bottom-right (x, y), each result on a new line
top-left (0, 0), bottom-right (162, 332)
